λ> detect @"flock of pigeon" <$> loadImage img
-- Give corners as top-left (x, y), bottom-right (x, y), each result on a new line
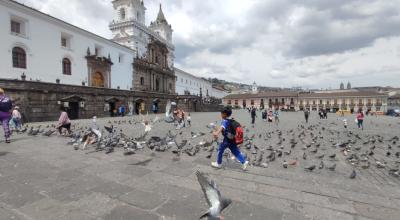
top-left (13, 114), bottom-right (400, 219)
top-left (17, 116), bottom-right (400, 180)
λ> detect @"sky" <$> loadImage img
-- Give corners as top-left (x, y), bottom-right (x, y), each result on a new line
top-left (16, 0), bottom-right (400, 89)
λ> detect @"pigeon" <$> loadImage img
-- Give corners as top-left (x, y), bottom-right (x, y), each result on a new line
top-left (350, 170), bottom-right (357, 179)
top-left (305, 165), bottom-right (316, 171)
top-left (319, 161), bottom-right (324, 169)
top-left (104, 125), bottom-right (114, 134)
top-left (196, 171), bottom-right (231, 220)
top-left (327, 163), bottom-right (336, 171)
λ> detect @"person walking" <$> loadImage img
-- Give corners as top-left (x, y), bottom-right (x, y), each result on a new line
top-left (356, 110), bottom-right (364, 130)
top-left (304, 109), bottom-right (310, 123)
top-left (11, 106), bottom-right (22, 130)
top-left (211, 106), bottom-right (249, 170)
top-left (57, 107), bottom-right (72, 135)
top-left (0, 88), bottom-right (12, 143)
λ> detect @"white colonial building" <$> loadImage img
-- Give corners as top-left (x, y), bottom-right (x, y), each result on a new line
top-left (211, 86), bottom-right (230, 99)
top-left (175, 68), bottom-right (212, 97)
top-left (109, 0), bottom-right (174, 69)
top-left (0, 0), bottom-right (175, 91)
top-left (0, 0), bottom-right (137, 90)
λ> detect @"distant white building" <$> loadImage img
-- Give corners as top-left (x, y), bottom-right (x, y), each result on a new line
top-left (211, 86), bottom-right (229, 99)
top-left (252, 81), bottom-right (258, 94)
top-left (0, 0), bottom-right (136, 89)
top-left (174, 68), bottom-right (213, 97)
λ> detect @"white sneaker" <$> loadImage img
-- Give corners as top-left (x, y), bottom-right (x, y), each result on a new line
top-left (211, 162), bottom-right (222, 169)
top-left (242, 161), bottom-right (249, 170)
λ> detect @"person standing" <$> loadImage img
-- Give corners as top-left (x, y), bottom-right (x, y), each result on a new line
top-left (57, 107), bottom-right (72, 135)
top-left (274, 109), bottom-right (280, 124)
top-left (118, 105), bottom-right (126, 117)
top-left (187, 113), bottom-right (191, 127)
top-left (0, 88), bottom-right (12, 143)
top-left (11, 106), bottom-right (22, 130)
top-left (356, 110), bottom-right (364, 130)
top-left (251, 107), bottom-right (257, 127)
top-left (262, 109), bottom-right (267, 122)
top-left (304, 109), bottom-right (310, 123)
top-left (212, 106), bottom-right (248, 170)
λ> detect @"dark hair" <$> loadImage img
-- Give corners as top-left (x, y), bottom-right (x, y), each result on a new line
top-left (221, 106), bottom-right (232, 117)
top-left (60, 106), bottom-right (66, 111)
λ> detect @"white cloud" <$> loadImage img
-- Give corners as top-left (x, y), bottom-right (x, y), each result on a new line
top-left (17, 0), bottom-right (400, 89)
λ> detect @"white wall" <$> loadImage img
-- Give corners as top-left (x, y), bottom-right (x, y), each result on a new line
top-left (0, 1), bottom-right (134, 90)
top-left (211, 87), bottom-right (229, 99)
top-left (175, 68), bottom-right (212, 97)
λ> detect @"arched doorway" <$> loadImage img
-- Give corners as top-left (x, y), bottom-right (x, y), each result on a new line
top-left (152, 98), bottom-right (160, 114)
top-left (92, 72), bottom-right (105, 87)
top-left (134, 98), bottom-right (145, 115)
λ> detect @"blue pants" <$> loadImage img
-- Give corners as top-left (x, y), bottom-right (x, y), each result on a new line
top-left (217, 142), bottom-right (246, 165)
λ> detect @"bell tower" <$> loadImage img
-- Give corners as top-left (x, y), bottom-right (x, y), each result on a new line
top-left (109, 0), bottom-right (147, 54)
top-left (150, 4), bottom-right (173, 43)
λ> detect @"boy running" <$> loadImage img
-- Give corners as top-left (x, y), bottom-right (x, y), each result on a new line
top-left (212, 106), bottom-right (249, 170)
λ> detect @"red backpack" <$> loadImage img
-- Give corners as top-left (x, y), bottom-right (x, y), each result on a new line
top-left (227, 119), bottom-right (244, 145)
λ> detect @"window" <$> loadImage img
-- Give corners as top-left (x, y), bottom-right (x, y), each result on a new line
top-left (181, 78), bottom-right (183, 83)
top-left (137, 11), bottom-right (140, 20)
top-left (62, 58), bottom-right (71, 75)
top-left (118, 54), bottom-right (124, 63)
top-left (10, 16), bottom-right (27, 36)
top-left (61, 37), bottom-right (67, 47)
top-left (120, 8), bottom-right (126, 20)
top-left (95, 45), bottom-right (102, 56)
top-left (169, 83), bottom-right (172, 91)
top-left (11, 20), bottom-right (21, 34)
top-left (12, 47), bottom-right (26, 69)
top-left (140, 77), bottom-right (144, 85)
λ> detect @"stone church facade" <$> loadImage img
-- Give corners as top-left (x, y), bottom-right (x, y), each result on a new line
top-left (133, 38), bottom-right (175, 94)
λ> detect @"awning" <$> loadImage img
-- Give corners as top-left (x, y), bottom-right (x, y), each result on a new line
top-left (134, 98), bottom-right (145, 102)
top-left (105, 97), bottom-right (119, 102)
top-left (61, 95), bottom-right (85, 102)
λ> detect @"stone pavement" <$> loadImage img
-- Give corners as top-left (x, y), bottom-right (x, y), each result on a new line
top-left (1, 111), bottom-right (400, 220)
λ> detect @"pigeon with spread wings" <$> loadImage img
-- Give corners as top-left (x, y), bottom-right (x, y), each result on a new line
top-left (196, 171), bottom-right (231, 220)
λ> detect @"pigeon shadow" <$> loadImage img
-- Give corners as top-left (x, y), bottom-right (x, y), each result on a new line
top-left (0, 152), bottom-right (9, 157)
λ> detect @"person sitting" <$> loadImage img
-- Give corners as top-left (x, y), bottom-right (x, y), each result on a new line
top-left (57, 107), bottom-right (72, 136)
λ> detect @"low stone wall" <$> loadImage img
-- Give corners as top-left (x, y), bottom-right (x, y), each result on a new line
top-left (0, 79), bottom-right (216, 122)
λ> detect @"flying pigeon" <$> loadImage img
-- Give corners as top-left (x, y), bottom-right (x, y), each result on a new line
top-left (196, 171), bottom-right (231, 220)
